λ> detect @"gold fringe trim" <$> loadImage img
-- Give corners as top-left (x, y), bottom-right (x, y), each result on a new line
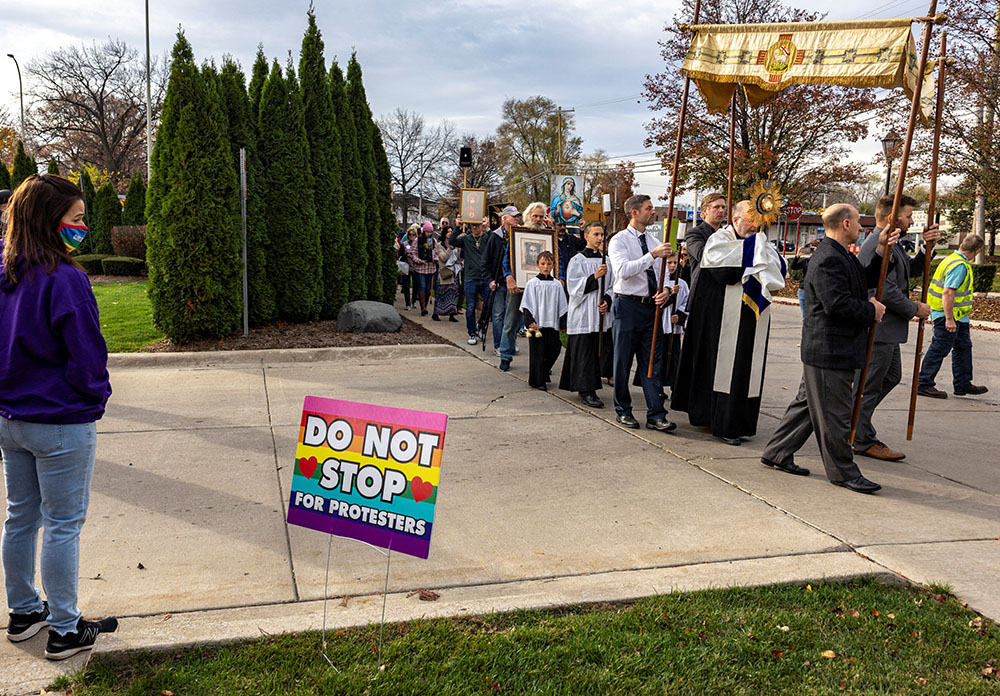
top-left (679, 17), bottom-right (931, 33)
top-left (680, 69), bottom-right (900, 90)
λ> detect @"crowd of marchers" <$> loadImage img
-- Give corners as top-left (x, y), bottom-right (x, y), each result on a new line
top-left (392, 192), bottom-right (990, 497)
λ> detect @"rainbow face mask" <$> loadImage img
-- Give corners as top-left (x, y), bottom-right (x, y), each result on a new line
top-left (60, 223), bottom-right (89, 252)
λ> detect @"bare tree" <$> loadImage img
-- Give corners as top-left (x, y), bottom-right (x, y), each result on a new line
top-left (27, 38), bottom-right (167, 179)
top-left (377, 107), bottom-right (455, 225)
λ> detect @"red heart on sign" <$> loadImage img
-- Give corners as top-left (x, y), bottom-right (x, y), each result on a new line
top-left (298, 456), bottom-right (318, 479)
top-left (410, 476), bottom-right (434, 503)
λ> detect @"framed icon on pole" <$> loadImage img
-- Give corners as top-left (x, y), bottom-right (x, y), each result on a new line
top-left (509, 225), bottom-right (559, 290)
top-left (458, 188), bottom-right (487, 225)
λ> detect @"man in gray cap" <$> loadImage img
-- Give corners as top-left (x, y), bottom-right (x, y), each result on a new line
top-left (482, 205), bottom-right (521, 354)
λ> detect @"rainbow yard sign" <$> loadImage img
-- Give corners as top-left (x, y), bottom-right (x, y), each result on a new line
top-left (287, 396), bottom-right (446, 559)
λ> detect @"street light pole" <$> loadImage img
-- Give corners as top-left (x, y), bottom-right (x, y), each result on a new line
top-left (145, 0), bottom-right (152, 181)
top-left (6, 54), bottom-right (24, 141)
top-left (882, 130), bottom-right (902, 196)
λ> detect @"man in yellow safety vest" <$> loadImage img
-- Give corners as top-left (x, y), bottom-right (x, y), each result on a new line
top-left (917, 235), bottom-right (989, 399)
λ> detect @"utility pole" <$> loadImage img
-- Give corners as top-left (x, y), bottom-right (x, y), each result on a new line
top-left (555, 106), bottom-right (575, 169)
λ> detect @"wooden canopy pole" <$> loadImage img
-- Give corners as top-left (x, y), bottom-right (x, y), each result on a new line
top-left (649, 0), bottom-right (702, 378)
top-left (906, 31), bottom-right (948, 441)
top-left (727, 91), bottom-right (736, 221)
top-left (850, 0), bottom-right (940, 443)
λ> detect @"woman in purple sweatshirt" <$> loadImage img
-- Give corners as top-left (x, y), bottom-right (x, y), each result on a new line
top-left (1, 175), bottom-right (117, 660)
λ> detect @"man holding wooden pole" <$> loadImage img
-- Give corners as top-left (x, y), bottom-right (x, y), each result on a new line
top-left (852, 195), bottom-right (939, 461)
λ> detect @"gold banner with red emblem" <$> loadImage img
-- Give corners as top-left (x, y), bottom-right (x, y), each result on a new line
top-left (680, 18), bottom-right (936, 121)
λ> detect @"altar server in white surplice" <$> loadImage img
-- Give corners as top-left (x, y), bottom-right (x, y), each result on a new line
top-left (520, 251), bottom-right (568, 390)
top-left (671, 200), bottom-right (786, 446)
top-left (559, 222), bottom-right (614, 408)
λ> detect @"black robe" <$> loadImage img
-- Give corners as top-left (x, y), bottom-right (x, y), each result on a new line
top-left (670, 265), bottom-right (769, 439)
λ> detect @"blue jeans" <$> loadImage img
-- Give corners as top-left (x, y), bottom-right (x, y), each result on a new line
top-left (490, 285), bottom-right (508, 350)
top-left (464, 278), bottom-right (489, 338)
top-left (413, 271), bottom-right (436, 296)
top-left (500, 289), bottom-right (523, 362)
top-left (2, 419), bottom-right (97, 635)
top-left (797, 287), bottom-right (806, 320)
top-left (918, 318), bottom-right (973, 392)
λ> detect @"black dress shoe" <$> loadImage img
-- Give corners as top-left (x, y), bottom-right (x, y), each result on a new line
top-left (581, 394), bottom-right (605, 408)
top-left (831, 476), bottom-right (881, 494)
top-left (645, 418), bottom-right (677, 433)
top-left (616, 414), bottom-right (640, 429)
top-left (761, 457), bottom-right (810, 476)
top-left (716, 435), bottom-right (741, 446)
top-left (955, 384), bottom-right (988, 396)
top-left (532, 384), bottom-right (548, 391)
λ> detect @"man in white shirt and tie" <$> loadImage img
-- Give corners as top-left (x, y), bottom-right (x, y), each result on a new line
top-left (608, 194), bottom-right (677, 432)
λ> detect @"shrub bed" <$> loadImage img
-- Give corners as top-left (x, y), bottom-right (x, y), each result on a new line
top-left (101, 256), bottom-right (147, 276)
top-left (74, 254), bottom-right (111, 275)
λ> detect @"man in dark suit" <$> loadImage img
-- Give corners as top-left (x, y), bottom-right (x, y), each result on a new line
top-left (683, 193), bottom-right (727, 291)
top-left (852, 195), bottom-right (940, 461)
top-left (761, 204), bottom-right (897, 494)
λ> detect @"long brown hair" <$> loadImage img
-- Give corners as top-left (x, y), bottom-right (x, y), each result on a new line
top-left (2, 174), bottom-right (84, 285)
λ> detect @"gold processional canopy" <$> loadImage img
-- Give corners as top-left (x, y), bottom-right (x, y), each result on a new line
top-left (679, 17), bottom-right (939, 121)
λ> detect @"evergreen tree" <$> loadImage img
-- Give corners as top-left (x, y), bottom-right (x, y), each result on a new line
top-left (91, 182), bottom-right (121, 255)
top-left (75, 168), bottom-right (99, 254)
top-left (248, 46), bottom-right (268, 126)
top-left (122, 175), bottom-right (147, 226)
top-left (330, 61), bottom-right (366, 300)
top-left (10, 141), bottom-right (37, 190)
top-left (371, 124), bottom-right (399, 303)
top-left (220, 56), bottom-right (275, 326)
top-left (347, 54), bottom-right (382, 300)
top-left (145, 31), bottom-right (243, 343)
top-left (300, 10), bottom-right (348, 318)
top-left (257, 59), bottom-right (323, 321)
top-left (0, 161), bottom-right (10, 190)
top-left (47, 158), bottom-right (60, 175)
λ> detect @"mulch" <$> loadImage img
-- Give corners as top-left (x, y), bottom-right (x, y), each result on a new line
top-left (140, 316), bottom-right (452, 352)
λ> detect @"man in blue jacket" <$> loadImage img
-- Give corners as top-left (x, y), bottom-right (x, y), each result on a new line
top-left (761, 204), bottom-right (897, 494)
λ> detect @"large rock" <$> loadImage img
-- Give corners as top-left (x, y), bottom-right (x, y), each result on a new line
top-left (336, 301), bottom-right (402, 333)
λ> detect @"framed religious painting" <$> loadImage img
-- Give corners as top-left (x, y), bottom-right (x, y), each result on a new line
top-left (458, 188), bottom-right (487, 225)
top-left (509, 225), bottom-right (559, 290)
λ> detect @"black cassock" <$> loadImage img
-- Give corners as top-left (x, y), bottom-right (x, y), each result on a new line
top-left (670, 228), bottom-right (784, 440)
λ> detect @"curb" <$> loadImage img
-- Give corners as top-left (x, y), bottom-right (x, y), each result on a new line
top-left (107, 343), bottom-right (463, 369)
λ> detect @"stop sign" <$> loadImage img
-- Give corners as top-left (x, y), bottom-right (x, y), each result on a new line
top-left (785, 201), bottom-right (803, 220)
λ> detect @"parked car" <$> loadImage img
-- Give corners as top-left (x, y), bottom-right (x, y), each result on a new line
top-left (769, 239), bottom-right (795, 252)
top-left (898, 238), bottom-right (916, 253)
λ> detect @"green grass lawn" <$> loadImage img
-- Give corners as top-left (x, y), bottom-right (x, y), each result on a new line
top-left (59, 578), bottom-right (1000, 695)
top-left (92, 280), bottom-right (164, 353)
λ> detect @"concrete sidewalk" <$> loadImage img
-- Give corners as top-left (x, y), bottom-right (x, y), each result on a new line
top-left (2, 302), bottom-right (998, 694)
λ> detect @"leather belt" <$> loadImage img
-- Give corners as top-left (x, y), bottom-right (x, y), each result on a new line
top-left (619, 294), bottom-right (654, 304)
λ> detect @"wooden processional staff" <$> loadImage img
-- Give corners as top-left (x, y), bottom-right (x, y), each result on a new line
top-left (648, 0), bottom-right (702, 378)
top-left (906, 32), bottom-right (949, 441)
top-left (849, 0), bottom-right (942, 443)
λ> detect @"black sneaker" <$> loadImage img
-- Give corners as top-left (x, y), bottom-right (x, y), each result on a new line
top-left (7, 602), bottom-right (49, 642)
top-left (45, 616), bottom-right (118, 660)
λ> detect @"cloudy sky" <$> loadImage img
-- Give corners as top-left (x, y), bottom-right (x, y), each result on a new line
top-left (1, 0), bottom-right (932, 202)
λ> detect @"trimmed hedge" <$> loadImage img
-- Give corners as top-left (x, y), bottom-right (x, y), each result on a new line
top-left (101, 256), bottom-right (146, 276)
top-left (74, 254), bottom-right (111, 274)
top-left (972, 264), bottom-right (997, 293)
top-left (111, 225), bottom-right (147, 260)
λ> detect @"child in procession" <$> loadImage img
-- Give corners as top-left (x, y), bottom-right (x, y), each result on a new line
top-left (520, 251), bottom-right (567, 390)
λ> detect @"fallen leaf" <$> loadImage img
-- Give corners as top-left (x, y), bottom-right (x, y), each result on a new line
top-left (917, 677), bottom-right (927, 685)
top-left (137, 562), bottom-right (145, 570)
top-left (778, 625), bottom-right (790, 632)
top-left (871, 609), bottom-right (879, 617)
top-left (821, 650), bottom-right (837, 659)
top-left (160, 613), bottom-right (172, 622)
top-left (847, 608), bottom-right (860, 617)
top-left (772, 649), bottom-right (785, 657)
top-left (418, 589), bottom-right (440, 601)
top-left (162, 691), bottom-right (174, 696)
top-left (338, 596), bottom-right (350, 607)
top-left (806, 585), bottom-right (813, 592)
top-left (887, 613), bottom-right (895, 619)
